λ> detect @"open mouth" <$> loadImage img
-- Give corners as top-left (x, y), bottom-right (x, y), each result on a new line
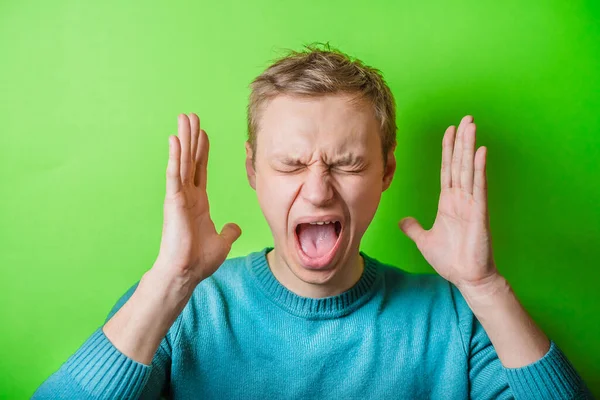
top-left (294, 220), bottom-right (343, 268)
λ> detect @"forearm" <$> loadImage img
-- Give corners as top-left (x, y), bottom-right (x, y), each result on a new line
top-left (102, 264), bottom-right (196, 365)
top-left (457, 274), bottom-right (550, 368)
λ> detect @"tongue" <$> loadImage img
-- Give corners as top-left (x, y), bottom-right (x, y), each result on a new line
top-left (297, 223), bottom-right (338, 258)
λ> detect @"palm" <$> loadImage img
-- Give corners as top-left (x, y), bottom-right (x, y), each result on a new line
top-left (156, 114), bottom-right (241, 284)
top-left (161, 184), bottom-right (225, 279)
top-left (418, 186), bottom-right (493, 285)
top-left (399, 116), bottom-right (498, 287)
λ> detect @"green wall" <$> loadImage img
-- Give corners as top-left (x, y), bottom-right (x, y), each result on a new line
top-left (1, 0), bottom-right (598, 397)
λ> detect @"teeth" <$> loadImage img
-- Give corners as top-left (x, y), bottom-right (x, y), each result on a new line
top-left (308, 220), bottom-right (338, 225)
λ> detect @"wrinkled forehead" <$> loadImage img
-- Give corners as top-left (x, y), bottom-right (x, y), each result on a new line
top-left (255, 93), bottom-right (380, 159)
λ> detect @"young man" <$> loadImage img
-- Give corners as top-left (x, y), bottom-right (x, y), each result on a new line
top-left (33, 46), bottom-right (592, 399)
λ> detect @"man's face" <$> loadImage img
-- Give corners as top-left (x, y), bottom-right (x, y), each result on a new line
top-left (246, 93), bottom-right (395, 289)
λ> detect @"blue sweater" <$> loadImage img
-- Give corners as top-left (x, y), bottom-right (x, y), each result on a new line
top-left (33, 248), bottom-right (592, 399)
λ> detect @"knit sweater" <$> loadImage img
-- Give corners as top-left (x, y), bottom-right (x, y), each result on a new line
top-left (33, 247), bottom-right (592, 399)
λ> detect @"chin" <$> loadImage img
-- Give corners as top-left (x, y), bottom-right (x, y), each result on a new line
top-left (287, 256), bottom-right (342, 285)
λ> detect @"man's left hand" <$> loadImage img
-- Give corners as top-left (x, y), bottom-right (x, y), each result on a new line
top-left (399, 115), bottom-right (501, 291)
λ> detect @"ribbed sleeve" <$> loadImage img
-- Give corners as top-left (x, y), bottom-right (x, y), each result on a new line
top-left (503, 340), bottom-right (594, 399)
top-left (61, 327), bottom-right (152, 399)
top-left (34, 250), bottom-right (594, 399)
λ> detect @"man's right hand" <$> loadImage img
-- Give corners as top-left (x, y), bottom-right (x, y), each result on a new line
top-left (153, 113), bottom-right (242, 291)
top-left (102, 114), bottom-right (241, 365)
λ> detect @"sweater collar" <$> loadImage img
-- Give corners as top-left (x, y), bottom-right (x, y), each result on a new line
top-left (246, 247), bottom-right (381, 319)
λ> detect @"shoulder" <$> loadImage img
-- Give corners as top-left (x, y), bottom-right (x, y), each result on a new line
top-left (102, 250), bottom-right (259, 333)
top-left (364, 253), bottom-right (475, 356)
top-left (365, 253), bottom-right (473, 321)
top-left (172, 250), bottom-right (264, 342)
top-left (192, 249), bottom-right (260, 297)
top-left (180, 249), bottom-right (264, 314)
top-left (365, 253), bottom-right (450, 296)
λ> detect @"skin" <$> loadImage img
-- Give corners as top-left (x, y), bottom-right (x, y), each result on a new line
top-left (103, 101), bottom-right (550, 370)
top-left (399, 115), bottom-right (549, 368)
top-left (245, 93), bottom-right (396, 298)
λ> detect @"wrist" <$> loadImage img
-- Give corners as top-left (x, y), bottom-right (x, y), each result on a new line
top-left (141, 261), bottom-right (201, 304)
top-left (101, 267), bottom-right (197, 365)
top-left (456, 273), bottom-right (551, 368)
top-left (456, 273), bottom-right (511, 308)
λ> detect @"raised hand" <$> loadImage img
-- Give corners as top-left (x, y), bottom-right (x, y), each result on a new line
top-left (398, 115), bottom-right (499, 289)
top-left (153, 113), bottom-right (242, 287)
top-left (102, 114), bottom-right (241, 365)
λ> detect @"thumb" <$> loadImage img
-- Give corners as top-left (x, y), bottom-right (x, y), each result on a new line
top-left (399, 217), bottom-right (425, 246)
top-left (219, 223), bottom-right (242, 247)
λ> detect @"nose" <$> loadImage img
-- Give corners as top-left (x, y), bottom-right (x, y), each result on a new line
top-left (301, 166), bottom-right (334, 207)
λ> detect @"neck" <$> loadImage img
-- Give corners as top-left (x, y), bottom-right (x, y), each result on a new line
top-left (266, 247), bottom-right (365, 298)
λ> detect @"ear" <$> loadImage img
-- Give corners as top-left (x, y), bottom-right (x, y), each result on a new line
top-left (382, 145), bottom-right (396, 192)
top-left (245, 141), bottom-right (257, 190)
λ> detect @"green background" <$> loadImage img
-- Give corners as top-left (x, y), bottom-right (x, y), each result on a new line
top-left (1, 0), bottom-right (599, 398)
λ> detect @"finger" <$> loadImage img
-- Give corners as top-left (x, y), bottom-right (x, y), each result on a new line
top-left (194, 129), bottom-right (209, 189)
top-left (441, 125), bottom-right (456, 190)
top-left (452, 115), bottom-right (473, 188)
top-left (166, 135), bottom-right (182, 196)
top-left (399, 217), bottom-right (425, 247)
top-left (189, 113), bottom-right (200, 180)
top-left (460, 123), bottom-right (476, 194)
top-left (473, 146), bottom-right (488, 206)
top-left (178, 114), bottom-right (192, 185)
top-left (219, 223), bottom-right (242, 247)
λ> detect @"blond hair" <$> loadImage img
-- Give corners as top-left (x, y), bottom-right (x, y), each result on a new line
top-left (247, 43), bottom-right (397, 168)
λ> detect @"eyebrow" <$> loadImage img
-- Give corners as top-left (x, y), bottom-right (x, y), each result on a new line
top-left (276, 156), bottom-right (304, 166)
top-left (332, 154), bottom-right (366, 166)
top-left (275, 154), bottom-right (367, 166)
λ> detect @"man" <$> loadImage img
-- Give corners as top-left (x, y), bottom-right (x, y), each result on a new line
top-left (33, 45), bottom-right (592, 399)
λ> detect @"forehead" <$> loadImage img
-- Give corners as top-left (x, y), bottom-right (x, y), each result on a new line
top-left (256, 93), bottom-right (380, 157)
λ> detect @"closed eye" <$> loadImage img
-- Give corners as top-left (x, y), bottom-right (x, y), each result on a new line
top-left (275, 166), bottom-right (304, 174)
top-left (332, 166), bottom-right (365, 174)
top-left (331, 161), bottom-right (367, 174)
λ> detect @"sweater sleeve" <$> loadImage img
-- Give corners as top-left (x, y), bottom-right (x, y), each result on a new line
top-left (32, 282), bottom-right (174, 399)
top-left (450, 284), bottom-right (594, 400)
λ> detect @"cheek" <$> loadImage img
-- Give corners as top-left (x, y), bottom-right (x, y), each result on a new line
top-left (256, 174), bottom-right (301, 232)
top-left (340, 176), bottom-right (382, 225)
